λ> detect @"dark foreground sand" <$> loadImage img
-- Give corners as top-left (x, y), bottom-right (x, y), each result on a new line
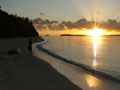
top-left (0, 37), bottom-right (82, 90)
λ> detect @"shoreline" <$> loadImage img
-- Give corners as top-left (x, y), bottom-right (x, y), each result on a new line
top-left (37, 44), bottom-right (120, 83)
top-left (34, 36), bottom-right (120, 90)
top-left (0, 37), bottom-right (82, 90)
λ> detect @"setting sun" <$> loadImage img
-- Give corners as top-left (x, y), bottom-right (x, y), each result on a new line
top-left (88, 28), bottom-right (104, 36)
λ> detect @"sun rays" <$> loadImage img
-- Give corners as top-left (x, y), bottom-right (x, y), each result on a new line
top-left (87, 28), bottom-right (104, 36)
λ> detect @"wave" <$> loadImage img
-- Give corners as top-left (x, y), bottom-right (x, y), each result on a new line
top-left (37, 43), bottom-right (120, 83)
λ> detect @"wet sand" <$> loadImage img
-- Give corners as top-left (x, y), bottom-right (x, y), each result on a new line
top-left (0, 37), bottom-right (81, 90)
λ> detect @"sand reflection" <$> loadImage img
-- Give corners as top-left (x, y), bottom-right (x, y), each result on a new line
top-left (85, 74), bottom-right (101, 88)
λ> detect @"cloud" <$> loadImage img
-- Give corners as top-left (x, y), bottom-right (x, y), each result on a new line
top-left (99, 19), bottom-right (120, 30)
top-left (96, 12), bottom-right (100, 14)
top-left (32, 18), bottom-right (120, 31)
top-left (40, 12), bottom-right (44, 16)
top-left (32, 18), bottom-right (65, 30)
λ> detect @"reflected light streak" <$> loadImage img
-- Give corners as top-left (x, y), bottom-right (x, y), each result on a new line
top-left (85, 75), bottom-right (101, 88)
top-left (92, 35), bottom-right (102, 69)
top-left (85, 36), bottom-right (102, 88)
top-left (93, 36), bottom-right (97, 57)
top-left (92, 36), bottom-right (100, 68)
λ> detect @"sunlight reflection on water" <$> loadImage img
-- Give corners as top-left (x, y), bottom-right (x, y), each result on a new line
top-left (40, 36), bottom-right (120, 90)
top-left (92, 36), bottom-right (102, 69)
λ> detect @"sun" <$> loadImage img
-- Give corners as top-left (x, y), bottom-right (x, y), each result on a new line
top-left (88, 28), bottom-right (104, 36)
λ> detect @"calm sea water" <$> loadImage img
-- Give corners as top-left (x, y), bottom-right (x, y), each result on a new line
top-left (41, 36), bottom-right (120, 80)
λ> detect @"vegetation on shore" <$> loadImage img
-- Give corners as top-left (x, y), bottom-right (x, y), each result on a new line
top-left (0, 9), bottom-right (39, 38)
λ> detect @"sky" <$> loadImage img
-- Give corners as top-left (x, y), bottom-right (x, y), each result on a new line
top-left (1, 0), bottom-right (120, 35)
top-left (1, 0), bottom-right (120, 22)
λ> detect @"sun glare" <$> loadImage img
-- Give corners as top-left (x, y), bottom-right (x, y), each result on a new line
top-left (88, 28), bottom-right (104, 36)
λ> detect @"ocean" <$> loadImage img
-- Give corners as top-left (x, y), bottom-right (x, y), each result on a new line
top-left (35, 36), bottom-right (120, 89)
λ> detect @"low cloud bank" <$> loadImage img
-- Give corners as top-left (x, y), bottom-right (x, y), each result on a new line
top-left (33, 18), bottom-right (120, 31)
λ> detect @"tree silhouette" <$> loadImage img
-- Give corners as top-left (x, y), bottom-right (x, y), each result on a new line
top-left (0, 9), bottom-right (39, 38)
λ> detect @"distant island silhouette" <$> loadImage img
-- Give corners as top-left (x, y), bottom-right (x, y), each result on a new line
top-left (0, 9), bottom-right (39, 38)
top-left (60, 34), bottom-right (86, 36)
top-left (60, 34), bottom-right (120, 36)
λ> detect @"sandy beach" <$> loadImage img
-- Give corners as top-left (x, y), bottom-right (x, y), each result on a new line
top-left (1, 0), bottom-right (120, 89)
top-left (0, 37), bottom-right (81, 90)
